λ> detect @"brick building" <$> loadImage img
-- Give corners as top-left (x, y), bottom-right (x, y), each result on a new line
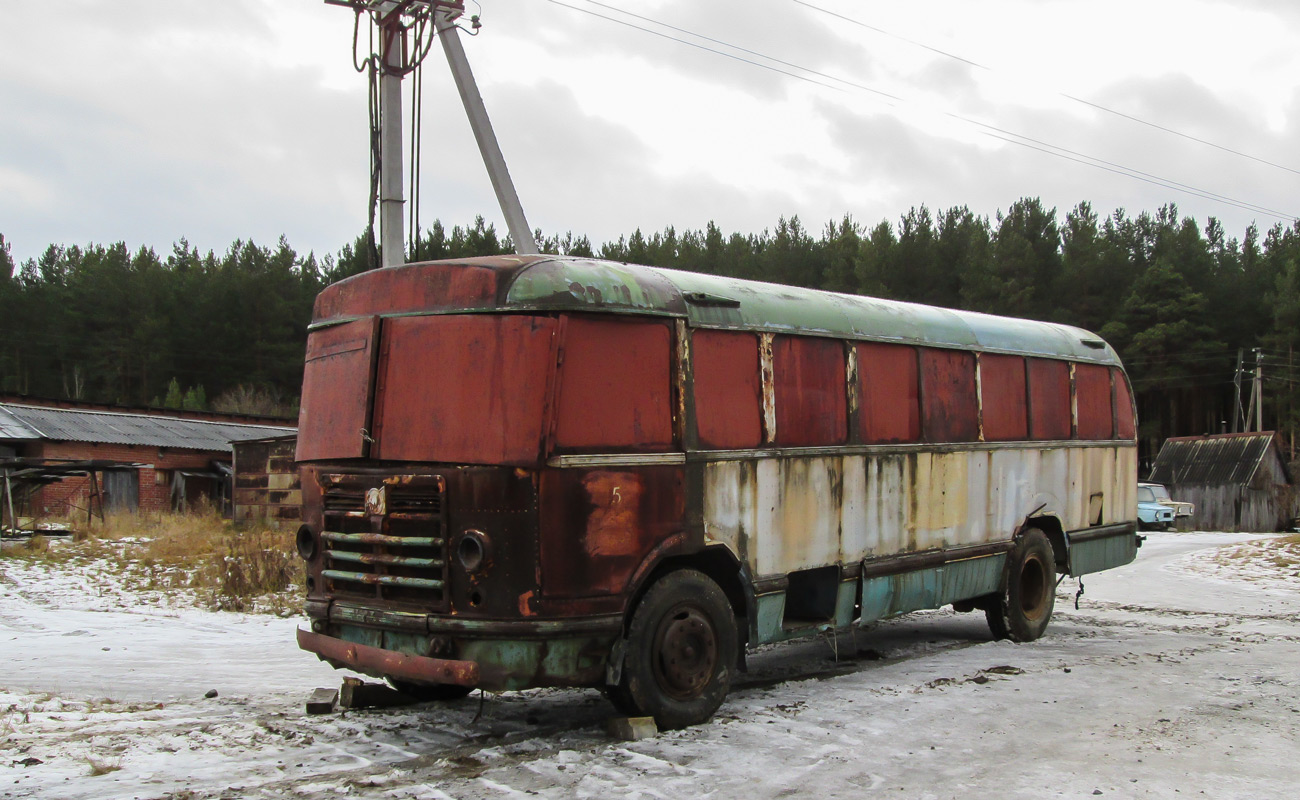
top-left (0, 399), bottom-right (294, 519)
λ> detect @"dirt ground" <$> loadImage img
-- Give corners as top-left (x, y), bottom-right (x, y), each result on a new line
top-left (2, 530), bottom-right (1297, 799)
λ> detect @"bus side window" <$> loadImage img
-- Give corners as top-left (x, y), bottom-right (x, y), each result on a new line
top-left (773, 335), bottom-right (847, 447)
top-left (920, 348), bottom-right (978, 442)
top-left (857, 341), bottom-right (920, 443)
top-left (1075, 363), bottom-right (1114, 439)
top-left (693, 330), bottom-right (763, 450)
top-left (1113, 367), bottom-right (1136, 439)
top-left (554, 317), bottom-right (674, 452)
top-left (980, 353), bottom-right (1028, 441)
top-left (1028, 358), bottom-right (1072, 440)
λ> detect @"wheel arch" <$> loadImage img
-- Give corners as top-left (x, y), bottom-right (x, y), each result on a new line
top-left (1024, 514), bottom-right (1067, 573)
top-left (623, 545), bottom-right (750, 643)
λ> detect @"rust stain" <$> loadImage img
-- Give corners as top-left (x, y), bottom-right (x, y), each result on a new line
top-left (582, 471), bottom-right (642, 557)
top-left (517, 589), bottom-right (537, 616)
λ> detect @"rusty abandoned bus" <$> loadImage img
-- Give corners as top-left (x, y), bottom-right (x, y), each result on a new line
top-left (294, 255), bottom-right (1139, 728)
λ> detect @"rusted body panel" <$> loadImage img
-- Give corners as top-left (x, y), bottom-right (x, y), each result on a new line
top-left (856, 342), bottom-right (921, 443)
top-left (693, 330), bottom-right (763, 449)
top-left (297, 317), bottom-right (378, 461)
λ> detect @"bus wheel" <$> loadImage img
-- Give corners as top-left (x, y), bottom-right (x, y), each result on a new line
top-left (985, 529), bottom-right (1055, 642)
top-left (388, 680), bottom-right (474, 702)
top-left (619, 569), bottom-right (737, 729)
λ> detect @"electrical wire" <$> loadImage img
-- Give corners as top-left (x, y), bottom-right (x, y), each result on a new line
top-left (552, 0), bottom-right (1297, 223)
top-left (792, 0), bottom-right (1300, 178)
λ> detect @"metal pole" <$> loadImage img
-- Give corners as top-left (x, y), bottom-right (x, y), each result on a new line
top-left (438, 15), bottom-right (539, 255)
top-left (1232, 348), bottom-right (1244, 433)
top-left (1255, 348), bottom-right (1264, 433)
top-left (379, 12), bottom-right (406, 268)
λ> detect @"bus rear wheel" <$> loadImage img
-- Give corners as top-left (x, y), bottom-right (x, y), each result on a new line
top-left (617, 569), bottom-right (737, 729)
top-left (985, 529), bottom-right (1056, 642)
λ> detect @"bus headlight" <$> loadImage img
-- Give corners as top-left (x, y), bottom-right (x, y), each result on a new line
top-left (296, 525), bottom-right (317, 560)
top-left (457, 530), bottom-right (490, 573)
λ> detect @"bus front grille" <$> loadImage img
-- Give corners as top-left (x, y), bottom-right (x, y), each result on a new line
top-left (320, 474), bottom-right (448, 610)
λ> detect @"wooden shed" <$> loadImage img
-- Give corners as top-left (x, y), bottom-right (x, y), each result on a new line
top-left (231, 434), bottom-right (301, 528)
top-left (1147, 432), bottom-right (1296, 532)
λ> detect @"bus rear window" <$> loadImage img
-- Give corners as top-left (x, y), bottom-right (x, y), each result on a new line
top-left (371, 315), bottom-right (558, 466)
top-left (1029, 358), bottom-right (1072, 440)
top-left (553, 317), bottom-right (674, 452)
top-left (980, 354), bottom-right (1028, 441)
top-left (1075, 363), bottom-right (1114, 439)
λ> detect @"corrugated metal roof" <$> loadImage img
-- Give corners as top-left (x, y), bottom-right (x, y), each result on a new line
top-left (0, 403), bottom-right (295, 452)
top-left (1148, 432), bottom-right (1280, 486)
top-left (0, 405), bottom-right (43, 440)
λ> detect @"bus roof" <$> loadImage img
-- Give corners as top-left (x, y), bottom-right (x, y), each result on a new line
top-left (313, 255), bottom-right (1122, 366)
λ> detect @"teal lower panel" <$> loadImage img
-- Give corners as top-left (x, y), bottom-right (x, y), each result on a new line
top-left (755, 593), bottom-right (787, 644)
top-left (860, 566), bottom-right (942, 623)
top-left (1070, 533), bottom-right (1138, 576)
top-left (938, 554), bottom-right (1007, 606)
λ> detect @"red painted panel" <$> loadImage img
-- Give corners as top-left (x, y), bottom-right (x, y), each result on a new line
top-left (693, 330), bottom-right (762, 449)
top-left (980, 354), bottom-right (1028, 442)
top-left (920, 348), bottom-right (979, 442)
top-left (774, 336), bottom-right (847, 447)
top-left (314, 262), bottom-right (502, 322)
top-left (857, 342), bottom-right (920, 443)
top-left (1028, 358), bottom-right (1072, 440)
top-left (1075, 363), bottom-right (1114, 440)
top-left (371, 315), bottom-right (557, 466)
top-left (297, 317), bottom-right (377, 462)
top-left (1114, 368), bottom-right (1136, 440)
top-left (554, 317), bottom-right (674, 452)
top-left (539, 466), bottom-right (685, 597)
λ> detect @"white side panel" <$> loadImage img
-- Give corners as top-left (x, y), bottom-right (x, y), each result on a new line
top-left (840, 455), bottom-right (869, 562)
top-left (754, 458), bottom-right (781, 575)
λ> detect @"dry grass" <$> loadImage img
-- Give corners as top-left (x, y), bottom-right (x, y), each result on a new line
top-left (1, 505), bottom-right (303, 614)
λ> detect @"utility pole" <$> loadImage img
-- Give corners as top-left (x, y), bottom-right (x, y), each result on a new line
top-left (325, 0), bottom-right (538, 266)
top-left (1254, 347), bottom-right (1264, 433)
top-left (1232, 347), bottom-right (1244, 433)
top-left (378, 4), bottom-right (406, 269)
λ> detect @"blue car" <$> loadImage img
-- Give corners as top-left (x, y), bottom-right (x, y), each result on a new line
top-left (1137, 484), bottom-right (1175, 531)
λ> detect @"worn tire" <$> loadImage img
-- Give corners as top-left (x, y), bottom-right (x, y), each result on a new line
top-left (617, 569), bottom-right (737, 729)
top-left (985, 529), bottom-right (1056, 642)
top-left (388, 680), bottom-right (474, 702)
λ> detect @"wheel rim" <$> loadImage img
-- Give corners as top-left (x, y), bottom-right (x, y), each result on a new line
top-left (1018, 555), bottom-right (1049, 621)
top-left (652, 604), bottom-right (718, 700)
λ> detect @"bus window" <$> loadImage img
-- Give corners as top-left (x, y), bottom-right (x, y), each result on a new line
top-left (554, 317), bottom-right (674, 452)
top-left (921, 348), bottom-right (978, 442)
top-left (1114, 367), bottom-right (1136, 439)
top-left (371, 315), bottom-right (557, 465)
top-left (980, 353), bottom-right (1028, 441)
top-left (297, 317), bottom-right (378, 462)
top-left (773, 335), bottom-right (847, 447)
top-left (693, 330), bottom-right (762, 449)
top-left (1075, 363), bottom-right (1114, 439)
top-left (1029, 358), bottom-right (1072, 440)
top-left (856, 341), bottom-right (920, 443)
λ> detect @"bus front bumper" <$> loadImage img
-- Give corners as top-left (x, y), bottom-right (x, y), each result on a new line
top-left (297, 627), bottom-right (481, 687)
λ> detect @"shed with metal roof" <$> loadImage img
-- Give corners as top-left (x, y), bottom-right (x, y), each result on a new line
top-left (1148, 432), bottom-right (1296, 531)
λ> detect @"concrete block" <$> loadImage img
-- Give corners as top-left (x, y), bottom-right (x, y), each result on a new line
top-left (605, 716), bottom-right (658, 741)
top-left (306, 687), bottom-right (338, 715)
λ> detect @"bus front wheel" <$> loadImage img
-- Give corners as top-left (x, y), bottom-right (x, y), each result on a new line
top-left (618, 569), bottom-right (737, 729)
top-left (985, 529), bottom-right (1056, 642)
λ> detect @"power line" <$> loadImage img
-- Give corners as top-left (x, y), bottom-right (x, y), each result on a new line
top-left (793, 0), bottom-right (1300, 178)
top-left (551, 0), bottom-right (1298, 224)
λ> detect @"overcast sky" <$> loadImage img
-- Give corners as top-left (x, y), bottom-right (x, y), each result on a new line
top-left (2, 0), bottom-right (1298, 265)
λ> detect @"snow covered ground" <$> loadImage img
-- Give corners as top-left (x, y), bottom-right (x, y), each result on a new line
top-left (2, 531), bottom-right (1297, 799)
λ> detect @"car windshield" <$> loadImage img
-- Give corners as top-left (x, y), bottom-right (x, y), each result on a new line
top-left (1149, 485), bottom-right (1171, 501)
top-left (1137, 486), bottom-right (1156, 503)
